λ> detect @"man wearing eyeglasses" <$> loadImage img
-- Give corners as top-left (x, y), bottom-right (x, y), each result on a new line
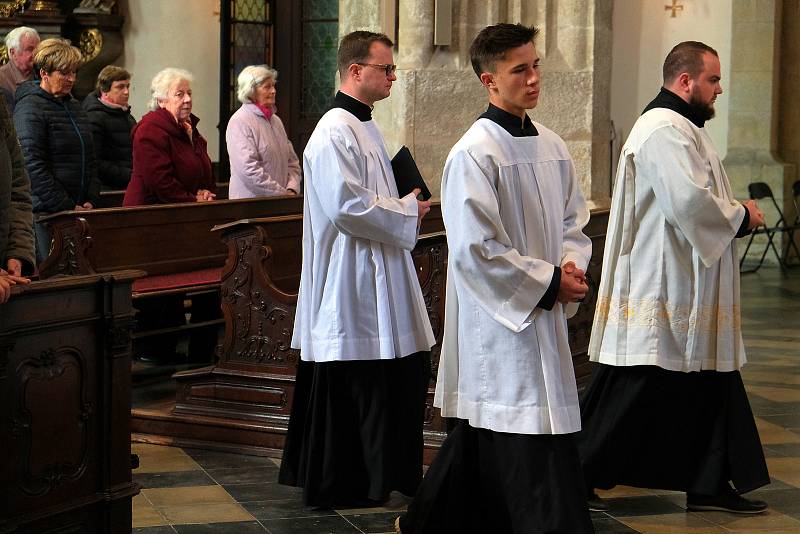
top-left (278, 31), bottom-right (435, 509)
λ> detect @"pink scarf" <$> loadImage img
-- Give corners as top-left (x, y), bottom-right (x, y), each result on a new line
top-left (256, 103), bottom-right (273, 120)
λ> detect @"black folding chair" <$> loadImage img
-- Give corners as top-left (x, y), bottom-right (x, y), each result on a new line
top-left (739, 182), bottom-right (800, 273)
top-left (786, 180), bottom-right (800, 266)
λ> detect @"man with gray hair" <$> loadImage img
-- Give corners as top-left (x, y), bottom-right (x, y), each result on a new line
top-left (0, 26), bottom-right (40, 111)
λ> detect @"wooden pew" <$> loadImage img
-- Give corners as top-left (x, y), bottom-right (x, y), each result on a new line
top-left (38, 195), bottom-right (301, 282)
top-left (0, 271), bottom-right (141, 534)
top-left (132, 206), bottom-right (609, 462)
top-left (37, 195), bottom-right (303, 361)
top-left (94, 182), bottom-right (231, 209)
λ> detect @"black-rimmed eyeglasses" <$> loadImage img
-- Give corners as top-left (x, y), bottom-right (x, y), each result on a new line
top-left (355, 63), bottom-right (397, 76)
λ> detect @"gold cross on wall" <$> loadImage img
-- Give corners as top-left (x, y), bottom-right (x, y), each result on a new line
top-left (665, 0), bottom-right (684, 17)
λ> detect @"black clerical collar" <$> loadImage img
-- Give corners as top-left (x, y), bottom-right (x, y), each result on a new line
top-left (480, 103), bottom-right (538, 137)
top-left (642, 87), bottom-right (706, 128)
top-left (332, 91), bottom-right (372, 122)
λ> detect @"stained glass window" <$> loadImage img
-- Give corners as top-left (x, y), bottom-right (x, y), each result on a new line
top-left (228, 0), bottom-right (273, 113)
top-left (301, 0), bottom-right (338, 117)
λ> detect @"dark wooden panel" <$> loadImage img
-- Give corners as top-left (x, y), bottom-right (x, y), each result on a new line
top-left (132, 206), bottom-right (607, 462)
top-left (38, 195), bottom-right (303, 280)
top-left (0, 271), bottom-right (141, 534)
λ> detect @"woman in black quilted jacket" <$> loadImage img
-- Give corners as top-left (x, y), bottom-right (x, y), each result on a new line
top-left (82, 65), bottom-right (136, 190)
top-left (12, 38), bottom-right (100, 262)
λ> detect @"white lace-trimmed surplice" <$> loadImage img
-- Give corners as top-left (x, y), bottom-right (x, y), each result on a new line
top-left (433, 119), bottom-right (592, 435)
top-left (292, 108), bottom-right (436, 362)
top-left (589, 108), bottom-right (747, 372)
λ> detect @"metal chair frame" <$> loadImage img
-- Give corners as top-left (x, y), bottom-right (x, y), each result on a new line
top-left (739, 181), bottom-right (800, 273)
top-left (785, 180), bottom-right (800, 266)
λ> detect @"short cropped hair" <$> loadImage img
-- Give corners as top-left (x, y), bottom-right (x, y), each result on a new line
top-left (337, 30), bottom-right (393, 78)
top-left (469, 23), bottom-right (539, 79)
top-left (663, 41), bottom-right (718, 84)
top-left (149, 67), bottom-right (193, 111)
top-left (96, 65), bottom-right (131, 93)
top-left (5, 26), bottom-right (39, 53)
top-left (33, 38), bottom-right (82, 75)
top-left (236, 64), bottom-right (278, 104)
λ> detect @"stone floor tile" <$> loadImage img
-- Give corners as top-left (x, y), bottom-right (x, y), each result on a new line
top-left (604, 495), bottom-right (686, 517)
top-left (133, 444), bottom-right (203, 474)
top-left (747, 386), bottom-right (800, 403)
top-left (144, 485), bottom-right (236, 507)
top-left (591, 516), bottom-right (639, 533)
top-left (133, 493), bottom-right (169, 528)
top-left (172, 521), bottom-right (267, 532)
top-left (765, 457), bottom-right (800, 487)
top-left (241, 499), bottom-right (338, 520)
top-left (597, 485), bottom-right (658, 499)
top-left (344, 511), bottom-right (403, 533)
top-left (183, 449), bottom-right (278, 470)
top-left (754, 418), bottom-right (800, 445)
top-left (260, 515), bottom-right (361, 533)
top-left (691, 508), bottom-right (800, 531)
top-left (158, 503), bottom-right (255, 525)
top-left (206, 466), bottom-right (279, 486)
top-left (135, 470), bottom-right (217, 489)
top-left (617, 512), bottom-right (725, 533)
top-left (223, 482), bottom-right (304, 502)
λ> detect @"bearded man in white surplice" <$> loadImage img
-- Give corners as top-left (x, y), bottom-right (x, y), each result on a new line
top-left (397, 23), bottom-right (594, 534)
top-left (580, 41), bottom-right (770, 515)
top-left (277, 31), bottom-right (435, 509)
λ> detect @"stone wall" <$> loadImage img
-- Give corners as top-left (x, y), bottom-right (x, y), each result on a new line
top-left (778, 0), bottom-right (800, 260)
top-left (723, 0), bottom-right (796, 266)
top-left (341, 0), bottom-right (613, 207)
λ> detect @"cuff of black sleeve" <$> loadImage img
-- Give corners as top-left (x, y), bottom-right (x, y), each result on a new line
top-left (18, 258), bottom-right (35, 276)
top-left (735, 206), bottom-right (751, 238)
top-left (537, 265), bottom-right (560, 311)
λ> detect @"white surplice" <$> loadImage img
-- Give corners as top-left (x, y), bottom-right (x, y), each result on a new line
top-left (433, 119), bottom-right (592, 435)
top-left (589, 108), bottom-right (747, 372)
top-left (292, 107), bottom-right (435, 362)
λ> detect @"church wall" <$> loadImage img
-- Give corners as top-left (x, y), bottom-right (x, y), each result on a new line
top-left (340, 0), bottom-right (614, 207)
top-left (777, 0), bottom-right (800, 255)
top-left (610, 0), bottom-right (732, 160)
top-left (116, 0), bottom-right (222, 161)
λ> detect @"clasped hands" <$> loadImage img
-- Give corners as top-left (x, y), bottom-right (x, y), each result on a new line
top-left (558, 261), bottom-right (589, 304)
top-left (196, 189), bottom-right (217, 202)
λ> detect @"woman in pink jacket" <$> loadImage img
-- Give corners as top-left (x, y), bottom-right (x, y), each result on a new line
top-left (226, 65), bottom-right (300, 198)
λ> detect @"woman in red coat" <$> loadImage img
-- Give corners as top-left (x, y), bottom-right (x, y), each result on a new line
top-left (123, 68), bottom-right (216, 205)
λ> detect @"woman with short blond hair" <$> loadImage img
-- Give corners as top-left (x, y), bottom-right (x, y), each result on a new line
top-left (225, 64), bottom-right (300, 198)
top-left (13, 38), bottom-right (100, 262)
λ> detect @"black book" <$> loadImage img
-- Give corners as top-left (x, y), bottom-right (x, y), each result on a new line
top-left (391, 146), bottom-right (432, 200)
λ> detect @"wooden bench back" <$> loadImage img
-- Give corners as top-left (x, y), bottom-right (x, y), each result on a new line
top-left (38, 195), bottom-right (303, 279)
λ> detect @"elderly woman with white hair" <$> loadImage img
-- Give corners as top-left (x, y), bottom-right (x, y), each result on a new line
top-left (225, 65), bottom-right (300, 198)
top-left (124, 67), bottom-right (215, 205)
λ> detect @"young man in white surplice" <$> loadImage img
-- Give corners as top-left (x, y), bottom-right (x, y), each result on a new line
top-left (397, 23), bottom-right (594, 534)
top-left (277, 30), bottom-right (436, 509)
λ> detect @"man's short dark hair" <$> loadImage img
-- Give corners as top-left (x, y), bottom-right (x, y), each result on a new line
top-left (469, 23), bottom-right (539, 79)
top-left (663, 41), bottom-right (718, 84)
top-left (337, 31), bottom-right (393, 78)
top-left (96, 65), bottom-right (131, 93)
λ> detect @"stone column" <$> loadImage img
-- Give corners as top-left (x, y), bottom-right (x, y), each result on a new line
top-left (778, 1), bottom-right (800, 259)
top-left (339, 0), bottom-right (614, 207)
top-left (723, 0), bottom-right (795, 263)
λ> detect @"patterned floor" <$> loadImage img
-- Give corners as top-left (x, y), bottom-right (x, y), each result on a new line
top-left (132, 268), bottom-right (800, 533)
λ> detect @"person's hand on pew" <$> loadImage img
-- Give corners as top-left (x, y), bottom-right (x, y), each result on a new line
top-left (196, 189), bottom-right (217, 202)
top-left (0, 269), bottom-right (30, 303)
top-left (74, 202), bottom-right (94, 211)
